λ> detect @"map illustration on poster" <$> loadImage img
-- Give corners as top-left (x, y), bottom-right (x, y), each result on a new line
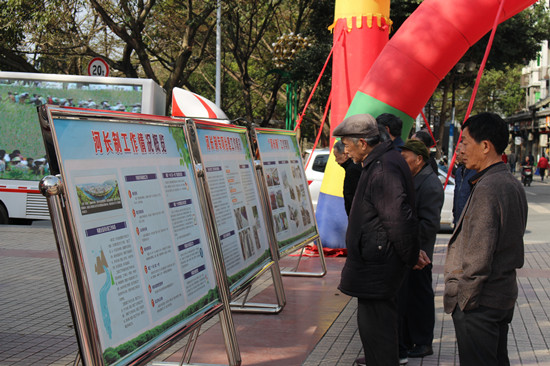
top-left (254, 129), bottom-right (317, 255)
top-left (49, 116), bottom-right (220, 366)
top-left (193, 122), bottom-right (272, 293)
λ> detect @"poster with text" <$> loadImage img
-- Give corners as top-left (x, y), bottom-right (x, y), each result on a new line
top-left (194, 122), bottom-right (272, 294)
top-left (49, 114), bottom-right (219, 366)
top-left (255, 129), bottom-right (318, 255)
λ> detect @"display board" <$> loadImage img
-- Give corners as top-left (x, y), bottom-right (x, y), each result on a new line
top-left (189, 121), bottom-right (273, 295)
top-left (253, 128), bottom-right (319, 256)
top-left (41, 108), bottom-right (223, 366)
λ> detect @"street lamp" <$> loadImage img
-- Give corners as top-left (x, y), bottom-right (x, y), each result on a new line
top-left (270, 33), bottom-right (311, 130)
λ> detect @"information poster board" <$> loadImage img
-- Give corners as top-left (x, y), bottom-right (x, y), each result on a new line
top-left (44, 108), bottom-right (221, 366)
top-left (254, 128), bottom-right (318, 256)
top-left (191, 121), bottom-right (273, 295)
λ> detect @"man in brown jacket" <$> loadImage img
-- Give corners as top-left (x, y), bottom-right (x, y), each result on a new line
top-left (444, 112), bottom-right (528, 365)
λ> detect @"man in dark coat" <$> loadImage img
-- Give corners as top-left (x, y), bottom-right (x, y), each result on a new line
top-left (333, 140), bottom-right (362, 216)
top-left (399, 140), bottom-right (444, 360)
top-left (333, 114), bottom-right (419, 366)
top-left (444, 113), bottom-right (528, 365)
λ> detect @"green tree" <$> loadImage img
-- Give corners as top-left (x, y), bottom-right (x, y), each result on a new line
top-left (472, 65), bottom-right (525, 116)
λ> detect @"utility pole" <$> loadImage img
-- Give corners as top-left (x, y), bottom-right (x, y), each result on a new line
top-left (215, 0), bottom-right (221, 107)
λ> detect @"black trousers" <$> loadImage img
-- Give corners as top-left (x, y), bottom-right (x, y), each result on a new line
top-left (452, 305), bottom-right (514, 366)
top-left (357, 297), bottom-right (399, 366)
top-left (398, 264), bottom-right (435, 352)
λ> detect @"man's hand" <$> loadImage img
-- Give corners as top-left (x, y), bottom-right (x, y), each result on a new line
top-left (413, 249), bottom-right (431, 270)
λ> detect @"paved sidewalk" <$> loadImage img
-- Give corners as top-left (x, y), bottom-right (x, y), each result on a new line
top-left (1, 211), bottom-right (550, 365)
top-left (303, 236), bottom-right (550, 365)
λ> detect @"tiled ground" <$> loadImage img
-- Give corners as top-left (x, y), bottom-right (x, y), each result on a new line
top-left (1, 224), bottom-right (549, 366)
top-left (303, 238), bottom-right (550, 366)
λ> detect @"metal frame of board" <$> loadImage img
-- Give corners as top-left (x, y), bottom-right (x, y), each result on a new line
top-left (250, 127), bottom-right (327, 278)
top-left (185, 119), bottom-right (286, 314)
top-left (37, 106), bottom-right (241, 366)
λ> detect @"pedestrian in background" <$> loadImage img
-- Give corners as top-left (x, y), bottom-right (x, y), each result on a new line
top-left (333, 114), bottom-right (419, 366)
top-left (399, 140), bottom-right (444, 361)
top-left (508, 150), bottom-right (517, 174)
top-left (377, 113), bottom-right (405, 150)
top-left (411, 130), bottom-right (438, 174)
top-left (453, 142), bottom-right (476, 225)
top-left (444, 112), bottom-right (528, 365)
top-left (537, 153), bottom-right (548, 182)
top-left (333, 140), bottom-right (362, 216)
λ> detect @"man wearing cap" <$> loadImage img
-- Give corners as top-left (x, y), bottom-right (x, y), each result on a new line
top-left (333, 114), bottom-right (419, 366)
top-left (399, 140), bottom-right (444, 360)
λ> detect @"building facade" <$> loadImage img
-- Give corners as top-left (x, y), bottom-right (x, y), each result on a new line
top-left (507, 38), bottom-right (550, 166)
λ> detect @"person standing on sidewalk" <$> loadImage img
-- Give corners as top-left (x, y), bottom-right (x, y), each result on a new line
top-left (399, 140), bottom-right (444, 360)
top-left (333, 140), bottom-right (363, 216)
top-left (508, 150), bottom-right (517, 174)
top-left (444, 112), bottom-right (528, 366)
top-left (453, 143), bottom-right (476, 226)
top-left (333, 114), bottom-right (419, 366)
top-left (377, 113), bottom-right (405, 150)
top-left (537, 154), bottom-right (548, 182)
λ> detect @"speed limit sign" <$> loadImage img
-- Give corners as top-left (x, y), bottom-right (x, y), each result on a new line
top-left (87, 57), bottom-right (110, 77)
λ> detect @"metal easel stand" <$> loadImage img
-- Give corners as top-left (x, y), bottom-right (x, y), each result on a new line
top-left (150, 312), bottom-right (235, 366)
top-left (280, 238), bottom-right (327, 277)
top-left (229, 259), bottom-right (286, 314)
top-left (41, 175), bottom-right (241, 366)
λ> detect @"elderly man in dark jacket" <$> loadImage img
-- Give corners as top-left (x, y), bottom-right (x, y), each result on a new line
top-left (333, 113), bottom-right (419, 366)
top-left (445, 113), bottom-right (528, 365)
top-left (399, 140), bottom-right (444, 361)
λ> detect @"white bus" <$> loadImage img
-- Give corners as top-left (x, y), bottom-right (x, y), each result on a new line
top-left (0, 72), bottom-right (166, 224)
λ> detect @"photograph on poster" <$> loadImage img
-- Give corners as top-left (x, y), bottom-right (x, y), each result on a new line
top-left (75, 175), bottom-right (122, 215)
top-left (233, 206), bottom-right (249, 230)
top-left (276, 190), bottom-right (285, 208)
top-left (265, 167), bottom-right (279, 187)
top-left (288, 205), bottom-right (300, 229)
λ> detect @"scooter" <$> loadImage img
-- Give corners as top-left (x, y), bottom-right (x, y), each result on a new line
top-left (521, 165), bottom-right (533, 186)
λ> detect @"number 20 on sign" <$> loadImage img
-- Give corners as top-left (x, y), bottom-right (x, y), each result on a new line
top-left (87, 57), bottom-right (110, 77)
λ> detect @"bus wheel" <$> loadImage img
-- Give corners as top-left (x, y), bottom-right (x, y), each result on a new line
top-left (0, 205), bottom-right (9, 225)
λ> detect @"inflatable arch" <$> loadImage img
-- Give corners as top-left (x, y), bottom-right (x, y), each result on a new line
top-left (317, 0), bottom-right (537, 249)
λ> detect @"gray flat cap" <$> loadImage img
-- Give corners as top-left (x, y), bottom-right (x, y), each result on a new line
top-left (333, 113), bottom-right (379, 139)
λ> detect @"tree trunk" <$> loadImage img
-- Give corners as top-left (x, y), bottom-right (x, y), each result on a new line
top-left (437, 78), bottom-right (451, 158)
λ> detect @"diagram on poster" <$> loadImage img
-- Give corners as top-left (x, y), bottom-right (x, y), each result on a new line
top-left (194, 124), bottom-right (271, 292)
top-left (49, 117), bottom-right (220, 366)
top-left (255, 130), bottom-right (317, 254)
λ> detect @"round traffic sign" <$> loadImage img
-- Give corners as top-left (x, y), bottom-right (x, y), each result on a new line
top-left (87, 57), bottom-right (110, 77)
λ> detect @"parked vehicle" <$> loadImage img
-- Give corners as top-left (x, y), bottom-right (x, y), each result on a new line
top-left (438, 169), bottom-right (455, 229)
top-left (304, 147), bottom-right (455, 229)
top-left (303, 148), bottom-right (330, 211)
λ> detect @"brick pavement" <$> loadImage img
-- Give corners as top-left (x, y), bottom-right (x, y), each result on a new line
top-left (1, 218), bottom-right (549, 365)
top-left (303, 237), bottom-right (550, 366)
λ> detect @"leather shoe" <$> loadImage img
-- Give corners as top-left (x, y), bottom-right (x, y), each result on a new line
top-left (408, 344), bottom-right (433, 358)
top-left (354, 356), bottom-right (366, 366)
